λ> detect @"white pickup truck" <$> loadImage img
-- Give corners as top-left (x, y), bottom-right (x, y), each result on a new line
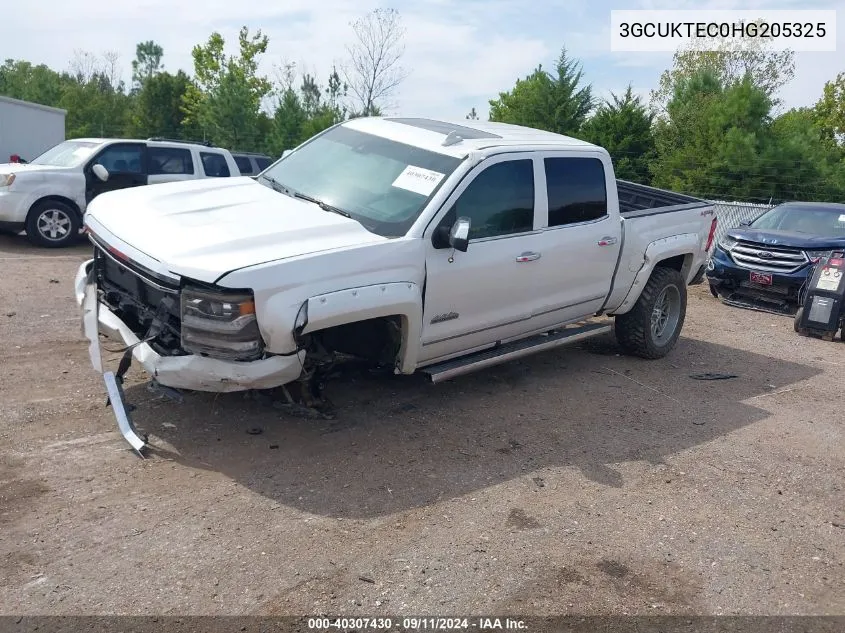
top-left (74, 117), bottom-right (717, 453)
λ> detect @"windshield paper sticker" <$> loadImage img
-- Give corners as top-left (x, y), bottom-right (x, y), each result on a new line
top-left (838, 214), bottom-right (845, 222)
top-left (392, 165), bottom-right (445, 196)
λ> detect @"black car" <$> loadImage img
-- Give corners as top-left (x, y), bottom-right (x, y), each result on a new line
top-left (707, 201), bottom-right (845, 312)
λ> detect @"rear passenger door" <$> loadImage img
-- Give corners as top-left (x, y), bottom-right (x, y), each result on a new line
top-left (530, 152), bottom-right (622, 330)
top-left (147, 146), bottom-right (196, 184)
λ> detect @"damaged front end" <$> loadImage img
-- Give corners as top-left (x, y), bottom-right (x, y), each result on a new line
top-left (77, 237), bottom-right (305, 455)
top-left (81, 264), bottom-right (148, 456)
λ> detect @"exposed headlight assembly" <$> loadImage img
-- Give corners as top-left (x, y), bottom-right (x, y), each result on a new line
top-left (0, 173), bottom-right (16, 187)
top-left (180, 286), bottom-right (264, 361)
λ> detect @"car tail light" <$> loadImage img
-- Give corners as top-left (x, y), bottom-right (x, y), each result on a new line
top-left (705, 217), bottom-right (718, 251)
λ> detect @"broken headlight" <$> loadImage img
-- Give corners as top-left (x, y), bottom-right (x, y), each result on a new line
top-left (180, 286), bottom-right (264, 361)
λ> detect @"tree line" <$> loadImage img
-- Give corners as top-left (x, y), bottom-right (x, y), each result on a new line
top-left (2, 15), bottom-right (844, 204)
top-left (486, 41), bottom-right (845, 204)
top-left (0, 9), bottom-right (406, 159)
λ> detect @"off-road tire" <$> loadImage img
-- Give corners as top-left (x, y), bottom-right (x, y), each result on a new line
top-left (615, 266), bottom-right (687, 360)
top-left (25, 200), bottom-right (81, 248)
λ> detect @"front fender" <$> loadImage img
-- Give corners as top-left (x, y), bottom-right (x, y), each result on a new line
top-left (299, 282), bottom-right (423, 374)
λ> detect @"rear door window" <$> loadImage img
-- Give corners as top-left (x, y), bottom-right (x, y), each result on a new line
top-left (234, 156), bottom-right (253, 175)
top-left (255, 157), bottom-right (272, 171)
top-left (200, 152), bottom-right (231, 177)
top-left (149, 147), bottom-right (194, 175)
top-left (544, 157), bottom-right (608, 227)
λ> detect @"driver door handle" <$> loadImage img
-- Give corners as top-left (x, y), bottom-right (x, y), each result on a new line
top-left (598, 236), bottom-right (618, 246)
top-left (516, 251), bottom-right (541, 262)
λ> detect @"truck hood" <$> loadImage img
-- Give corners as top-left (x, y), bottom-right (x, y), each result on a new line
top-left (85, 177), bottom-right (389, 284)
top-left (726, 228), bottom-right (845, 250)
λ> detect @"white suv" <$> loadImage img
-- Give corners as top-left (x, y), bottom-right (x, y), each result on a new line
top-left (0, 137), bottom-right (240, 247)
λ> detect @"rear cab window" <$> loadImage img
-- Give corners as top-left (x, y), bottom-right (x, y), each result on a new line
top-left (200, 152), bottom-right (231, 177)
top-left (544, 157), bottom-right (608, 227)
top-left (149, 146), bottom-right (194, 175)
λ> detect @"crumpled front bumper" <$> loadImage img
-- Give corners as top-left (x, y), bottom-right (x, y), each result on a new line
top-left (74, 259), bottom-right (305, 393)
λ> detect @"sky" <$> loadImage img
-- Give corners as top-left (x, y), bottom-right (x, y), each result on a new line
top-left (2, 0), bottom-right (843, 121)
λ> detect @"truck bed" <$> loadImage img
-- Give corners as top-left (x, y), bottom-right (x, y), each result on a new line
top-left (617, 180), bottom-right (708, 217)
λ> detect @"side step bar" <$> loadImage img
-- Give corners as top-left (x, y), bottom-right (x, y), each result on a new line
top-left (420, 321), bottom-right (613, 384)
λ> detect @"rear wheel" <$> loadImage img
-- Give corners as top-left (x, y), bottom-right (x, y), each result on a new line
top-left (25, 200), bottom-right (80, 248)
top-left (615, 267), bottom-right (687, 359)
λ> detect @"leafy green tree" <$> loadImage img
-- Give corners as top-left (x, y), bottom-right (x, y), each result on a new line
top-left (650, 34), bottom-right (796, 114)
top-left (813, 72), bottom-right (845, 149)
top-left (183, 26), bottom-right (272, 151)
top-left (268, 66), bottom-right (348, 155)
top-left (650, 71), bottom-right (770, 200)
top-left (0, 59), bottom-right (67, 106)
top-left (128, 70), bottom-right (195, 139)
top-left (131, 40), bottom-right (164, 90)
top-left (766, 108), bottom-right (845, 200)
top-left (580, 86), bottom-right (655, 183)
top-left (651, 69), bottom-right (843, 203)
top-left (59, 73), bottom-right (132, 138)
top-left (488, 48), bottom-right (594, 136)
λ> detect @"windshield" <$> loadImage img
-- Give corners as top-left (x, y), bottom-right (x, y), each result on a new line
top-left (31, 141), bottom-right (100, 168)
top-left (751, 204), bottom-right (845, 237)
top-left (261, 125), bottom-right (463, 236)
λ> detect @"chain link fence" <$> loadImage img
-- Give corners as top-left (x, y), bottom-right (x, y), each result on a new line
top-left (708, 200), bottom-right (774, 253)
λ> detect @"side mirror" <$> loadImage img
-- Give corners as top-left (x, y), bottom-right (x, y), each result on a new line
top-left (449, 217), bottom-right (471, 252)
top-left (92, 164), bottom-right (109, 182)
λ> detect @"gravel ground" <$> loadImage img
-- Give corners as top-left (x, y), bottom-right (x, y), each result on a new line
top-left (0, 233), bottom-right (843, 617)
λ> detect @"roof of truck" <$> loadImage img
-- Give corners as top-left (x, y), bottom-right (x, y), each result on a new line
top-left (343, 116), bottom-right (600, 157)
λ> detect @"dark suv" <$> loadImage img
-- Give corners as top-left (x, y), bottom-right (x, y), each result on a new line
top-left (231, 152), bottom-right (274, 176)
top-left (707, 201), bottom-right (845, 313)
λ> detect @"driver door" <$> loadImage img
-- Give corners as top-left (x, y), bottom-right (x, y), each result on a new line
top-left (419, 155), bottom-right (545, 363)
top-left (85, 142), bottom-right (148, 204)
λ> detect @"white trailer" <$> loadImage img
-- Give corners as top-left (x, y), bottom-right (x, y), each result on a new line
top-left (0, 95), bottom-right (66, 163)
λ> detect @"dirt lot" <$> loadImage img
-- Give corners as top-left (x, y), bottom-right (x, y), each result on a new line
top-left (0, 233), bottom-right (843, 617)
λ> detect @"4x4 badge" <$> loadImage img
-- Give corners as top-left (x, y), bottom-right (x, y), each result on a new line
top-left (430, 311), bottom-right (459, 324)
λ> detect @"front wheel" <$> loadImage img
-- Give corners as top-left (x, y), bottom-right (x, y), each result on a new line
top-left (25, 200), bottom-right (81, 248)
top-left (615, 267), bottom-right (687, 359)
